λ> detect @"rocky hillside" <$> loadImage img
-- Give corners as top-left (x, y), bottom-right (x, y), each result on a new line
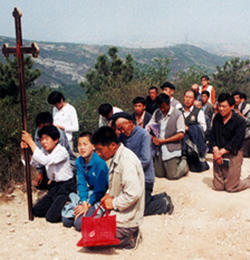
top-left (0, 36), bottom-right (229, 88)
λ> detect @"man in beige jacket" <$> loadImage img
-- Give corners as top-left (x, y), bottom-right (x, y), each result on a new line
top-left (91, 126), bottom-right (145, 250)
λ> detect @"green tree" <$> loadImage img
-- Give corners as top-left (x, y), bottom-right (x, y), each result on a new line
top-left (134, 56), bottom-right (172, 85)
top-left (173, 65), bottom-right (209, 99)
top-left (0, 56), bottom-right (41, 102)
top-left (212, 57), bottom-right (250, 95)
top-left (81, 47), bottom-right (135, 97)
top-left (0, 57), bottom-right (47, 189)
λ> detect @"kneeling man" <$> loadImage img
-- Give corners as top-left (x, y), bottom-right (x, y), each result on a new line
top-left (210, 93), bottom-right (250, 192)
top-left (91, 126), bottom-right (144, 250)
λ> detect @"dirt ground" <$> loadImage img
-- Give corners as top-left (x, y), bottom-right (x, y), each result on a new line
top-left (1, 154), bottom-right (250, 260)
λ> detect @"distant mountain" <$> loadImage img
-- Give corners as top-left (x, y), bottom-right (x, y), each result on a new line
top-left (0, 36), bottom-right (230, 89)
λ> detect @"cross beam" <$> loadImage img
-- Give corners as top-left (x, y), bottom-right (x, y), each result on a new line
top-left (2, 7), bottom-right (40, 221)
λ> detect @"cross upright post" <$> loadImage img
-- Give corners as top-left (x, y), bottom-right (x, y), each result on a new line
top-left (2, 7), bottom-right (40, 221)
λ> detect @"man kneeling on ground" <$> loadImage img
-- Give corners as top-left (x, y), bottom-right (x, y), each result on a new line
top-left (210, 93), bottom-right (250, 192)
top-left (111, 112), bottom-right (174, 216)
top-left (91, 126), bottom-right (144, 250)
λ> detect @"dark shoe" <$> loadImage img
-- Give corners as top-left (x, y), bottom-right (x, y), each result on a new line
top-left (123, 229), bottom-right (142, 251)
top-left (166, 195), bottom-right (174, 215)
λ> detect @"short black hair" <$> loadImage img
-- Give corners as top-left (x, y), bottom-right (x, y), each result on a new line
top-left (98, 103), bottom-right (112, 116)
top-left (201, 90), bottom-right (210, 98)
top-left (79, 131), bottom-right (92, 140)
top-left (35, 112), bottom-right (53, 127)
top-left (133, 96), bottom-right (146, 105)
top-left (38, 125), bottom-right (60, 141)
top-left (48, 91), bottom-right (65, 105)
top-left (217, 93), bottom-right (235, 107)
top-left (91, 126), bottom-right (118, 146)
top-left (201, 75), bottom-right (210, 81)
top-left (241, 93), bottom-right (247, 101)
top-left (231, 90), bottom-right (242, 98)
top-left (160, 81), bottom-right (176, 91)
top-left (149, 86), bottom-right (158, 93)
top-left (155, 93), bottom-right (170, 105)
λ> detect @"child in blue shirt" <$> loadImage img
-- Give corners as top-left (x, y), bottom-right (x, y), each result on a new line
top-left (62, 132), bottom-right (109, 231)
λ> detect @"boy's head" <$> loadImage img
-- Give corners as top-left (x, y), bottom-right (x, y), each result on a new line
top-left (231, 90), bottom-right (242, 106)
top-left (98, 103), bottom-right (113, 120)
top-left (38, 125), bottom-right (60, 152)
top-left (35, 112), bottom-right (53, 129)
top-left (133, 96), bottom-right (146, 116)
top-left (77, 132), bottom-right (94, 159)
top-left (91, 126), bottom-right (119, 161)
top-left (156, 93), bottom-right (170, 115)
top-left (48, 91), bottom-right (65, 110)
top-left (201, 75), bottom-right (210, 87)
top-left (201, 90), bottom-right (210, 104)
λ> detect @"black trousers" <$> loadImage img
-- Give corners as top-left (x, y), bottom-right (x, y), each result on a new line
top-left (144, 182), bottom-right (168, 216)
top-left (33, 178), bottom-right (76, 223)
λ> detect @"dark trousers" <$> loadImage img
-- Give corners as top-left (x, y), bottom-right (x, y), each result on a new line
top-left (144, 182), bottom-right (168, 216)
top-left (116, 227), bottom-right (139, 249)
top-left (33, 178), bottom-right (76, 223)
top-left (62, 206), bottom-right (97, 231)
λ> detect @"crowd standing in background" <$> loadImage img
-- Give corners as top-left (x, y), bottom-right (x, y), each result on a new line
top-left (20, 75), bottom-right (250, 250)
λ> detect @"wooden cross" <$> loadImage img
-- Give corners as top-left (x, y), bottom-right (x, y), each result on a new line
top-left (2, 7), bottom-right (40, 221)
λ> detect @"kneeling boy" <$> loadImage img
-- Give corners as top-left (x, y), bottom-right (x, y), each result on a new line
top-left (21, 125), bottom-right (76, 223)
top-left (62, 132), bottom-right (109, 230)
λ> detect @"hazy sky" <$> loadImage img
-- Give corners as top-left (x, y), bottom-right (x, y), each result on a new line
top-left (1, 0), bottom-right (250, 48)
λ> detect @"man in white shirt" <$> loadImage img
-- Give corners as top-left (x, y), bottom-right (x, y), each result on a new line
top-left (182, 90), bottom-right (207, 132)
top-left (182, 90), bottom-right (209, 172)
top-left (98, 103), bottom-right (123, 127)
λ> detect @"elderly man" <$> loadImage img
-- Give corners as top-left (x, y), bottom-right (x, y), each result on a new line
top-left (191, 83), bottom-right (201, 101)
top-left (210, 93), bottom-right (250, 192)
top-left (182, 89), bottom-right (209, 172)
top-left (111, 112), bottom-right (173, 216)
top-left (91, 126), bottom-right (144, 249)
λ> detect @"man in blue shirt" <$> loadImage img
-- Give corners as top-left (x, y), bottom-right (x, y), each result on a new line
top-left (111, 112), bottom-right (174, 216)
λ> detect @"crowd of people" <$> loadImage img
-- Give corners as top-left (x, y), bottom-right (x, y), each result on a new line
top-left (20, 75), bottom-right (250, 250)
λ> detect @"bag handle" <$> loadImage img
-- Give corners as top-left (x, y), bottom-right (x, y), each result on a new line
top-left (92, 201), bottom-right (110, 218)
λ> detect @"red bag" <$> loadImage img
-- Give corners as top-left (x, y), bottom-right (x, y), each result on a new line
top-left (77, 203), bottom-right (121, 247)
